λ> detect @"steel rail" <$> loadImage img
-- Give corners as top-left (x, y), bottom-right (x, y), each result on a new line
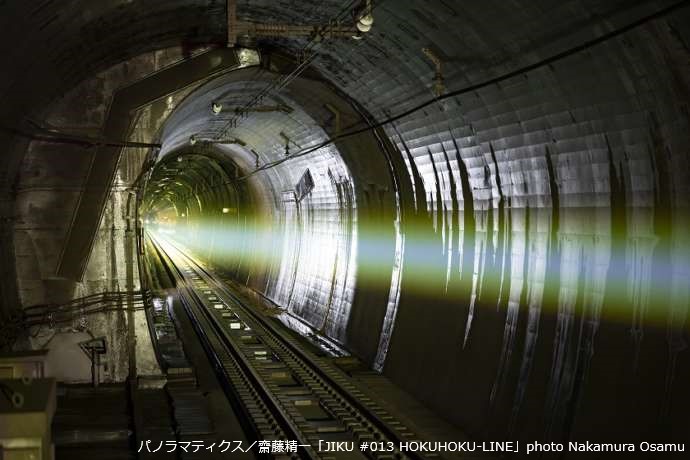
top-left (150, 233), bottom-right (431, 460)
top-left (148, 233), bottom-right (312, 460)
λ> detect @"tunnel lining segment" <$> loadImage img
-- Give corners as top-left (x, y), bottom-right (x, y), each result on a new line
top-left (56, 48), bottom-right (241, 281)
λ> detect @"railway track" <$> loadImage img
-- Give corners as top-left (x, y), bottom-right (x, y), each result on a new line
top-left (147, 232), bottom-right (433, 460)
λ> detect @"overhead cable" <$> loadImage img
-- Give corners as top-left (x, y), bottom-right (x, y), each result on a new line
top-left (236, 0), bottom-right (690, 180)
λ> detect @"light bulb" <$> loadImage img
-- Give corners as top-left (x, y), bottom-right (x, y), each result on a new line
top-left (356, 21), bottom-right (372, 33)
top-left (359, 14), bottom-right (374, 26)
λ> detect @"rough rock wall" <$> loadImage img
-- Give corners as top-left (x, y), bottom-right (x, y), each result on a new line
top-left (15, 48), bottom-right (191, 382)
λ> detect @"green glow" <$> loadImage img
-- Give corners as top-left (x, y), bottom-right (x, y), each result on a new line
top-left (148, 204), bottom-right (690, 332)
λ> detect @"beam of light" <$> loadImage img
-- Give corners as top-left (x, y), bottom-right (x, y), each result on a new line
top-left (146, 205), bottom-right (690, 334)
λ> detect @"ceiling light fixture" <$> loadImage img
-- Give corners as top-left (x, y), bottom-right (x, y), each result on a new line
top-left (359, 12), bottom-right (374, 27)
top-left (356, 21), bottom-right (372, 33)
top-left (354, 0), bottom-right (374, 36)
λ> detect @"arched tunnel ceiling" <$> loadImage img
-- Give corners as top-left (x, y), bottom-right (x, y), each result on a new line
top-left (1, 0), bottom-right (690, 448)
top-left (158, 67), bottom-right (346, 174)
top-left (155, 65), bottom-right (359, 206)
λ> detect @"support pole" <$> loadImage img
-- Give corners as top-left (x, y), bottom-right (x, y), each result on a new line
top-left (227, 0), bottom-right (237, 47)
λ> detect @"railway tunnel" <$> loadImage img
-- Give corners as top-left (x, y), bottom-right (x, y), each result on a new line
top-left (1, 1), bottom-right (689, 459)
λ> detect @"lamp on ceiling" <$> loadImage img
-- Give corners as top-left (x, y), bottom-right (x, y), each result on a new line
top-left (354, 0), bottom-right (374, 36)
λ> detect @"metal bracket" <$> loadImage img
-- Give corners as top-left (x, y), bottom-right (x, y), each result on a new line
top-left (79, 337), bottom-right (107, 387)
top-left (422, 47), bottom-right (445, 97)
top-left (324, 103), bottom-right (342, 136)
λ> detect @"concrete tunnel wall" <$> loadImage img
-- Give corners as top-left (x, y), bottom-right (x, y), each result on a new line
top-left (146, 65), bottom-right (401, 353)
top-left (0, 0), bottom-right (688, 450)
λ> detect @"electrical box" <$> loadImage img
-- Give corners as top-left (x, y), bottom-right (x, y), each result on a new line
top-left (0, 351), bottom-right (48, 380)
top-left (0, 378), bottom-right (56, 460)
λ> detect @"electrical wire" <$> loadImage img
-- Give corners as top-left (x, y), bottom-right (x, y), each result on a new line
top-left (0, 292), bottom-right (147, 350)
top-left (214, 0), bottom-right (373, 138)
top-left (232, 0), bottom-right (690, 180)
top-left (145, 0), bottom-right (687, 214)
top-left (0, 124), bottom-right (162, 149)
top-left (23, 290), bottom-right (144, 313)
